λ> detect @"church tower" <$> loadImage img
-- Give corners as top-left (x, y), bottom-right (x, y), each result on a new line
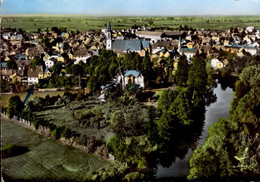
top-left (106, 21), bottom-right (112, 50)
top-left (178, 36), bottom-right (181, 52)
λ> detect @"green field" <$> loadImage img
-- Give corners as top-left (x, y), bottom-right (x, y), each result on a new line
top-left (2, 15), bottom-right (260, 32)
top-left (1, 91), bottom-right (65, 107)
top-left (1, 118), bottom-right (112, 181)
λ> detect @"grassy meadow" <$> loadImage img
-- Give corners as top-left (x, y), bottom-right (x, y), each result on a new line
top-left (2, 15), bottom-right (260, 32)
top-left (1, 119), bottom-right (113, 181)
top-left (1, 91), bottom-right (65, 107)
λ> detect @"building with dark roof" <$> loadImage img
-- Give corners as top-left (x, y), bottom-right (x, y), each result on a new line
top-left (110, 39), bottom-right (149, 52)
top-left (106, 22), bottom-right (150, 53)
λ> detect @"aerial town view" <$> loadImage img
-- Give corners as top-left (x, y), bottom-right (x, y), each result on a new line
top-left (1, 0), bottom-right (260, 181)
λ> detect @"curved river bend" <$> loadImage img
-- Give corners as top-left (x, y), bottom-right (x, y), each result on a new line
top-left (156, 82), bottom-right (234, 179)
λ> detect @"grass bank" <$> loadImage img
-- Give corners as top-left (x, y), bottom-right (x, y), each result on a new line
top-left (1, 119), bottom-right (113, 181)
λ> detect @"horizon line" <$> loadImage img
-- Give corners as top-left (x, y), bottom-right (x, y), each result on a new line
top-left (1, 14), bottom-right (260, 17)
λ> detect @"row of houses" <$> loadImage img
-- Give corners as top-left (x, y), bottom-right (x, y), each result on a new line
top-left (1, 23), bottom-right (260, 92)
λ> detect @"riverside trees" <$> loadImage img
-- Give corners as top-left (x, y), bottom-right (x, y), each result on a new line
top-left (155, 55), bottom-right (209, 145)
top-left (188, 64), bottom-right (260, 180)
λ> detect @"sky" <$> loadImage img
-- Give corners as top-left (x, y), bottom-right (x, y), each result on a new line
top-left (0, 0), bottom-right (260, 16)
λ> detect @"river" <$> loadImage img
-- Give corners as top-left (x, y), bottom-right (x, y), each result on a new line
top-left (156, 81), bottom-right (234, 179)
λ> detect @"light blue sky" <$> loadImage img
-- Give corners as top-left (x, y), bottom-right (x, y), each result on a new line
top-left (1, 0), bottom-right (260, 16)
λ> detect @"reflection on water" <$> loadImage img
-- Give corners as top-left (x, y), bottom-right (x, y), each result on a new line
top-left (155, 82), bottom-right (234, 179)
top-left (198, 83), bottom-right (234, 147)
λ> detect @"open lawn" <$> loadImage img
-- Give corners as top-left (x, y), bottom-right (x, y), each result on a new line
top-left (1, 91), bottom-right (65, 107)
top-left (1, 119), bottom-right (113, 181)
top-left (2, 15), bottom-right (260, 32)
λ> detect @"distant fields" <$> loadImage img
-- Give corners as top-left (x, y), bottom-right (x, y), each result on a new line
top-left (1, 119), bottom-right (112, 181)
top-left (2, 15), bottom-right (260, 32)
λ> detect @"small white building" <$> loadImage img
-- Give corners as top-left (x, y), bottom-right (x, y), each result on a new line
top-left (45, 59), bottom-right (55, 68)
top-left (179, 48), bottom-right (197, 63)
top-left (211, 58), bottom-right (224, 69)
top-left (246, 26), bottom-right (254, 33)
top-left (27, 66), bottom-right (42, 85)
top-left (2, 32), bottom-right (11, 40)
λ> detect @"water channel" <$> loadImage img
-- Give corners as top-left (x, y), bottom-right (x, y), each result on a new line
top-left (156, 81), bottom-right (235, 179)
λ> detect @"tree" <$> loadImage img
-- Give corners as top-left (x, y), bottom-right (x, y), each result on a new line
top-left (87, 76), bottom-right (98, 92)
top-left (52, 63), bottom-right (62, 75)
top-left (61, 128), bottom-right (71, 139)
top-left (110, 110), bottom-right (125, 135)
top-left (142, 54), bottom-right (152, 80)
top-left (169, 88), bottom-right (194, 125)
top-left (31, 57), bottom-right (44, 70)
top-left (187, 56), bottom-right (207, 92)
top-left (7, 59), bottom-right (18, 70)
top-left (175, 55), bottom-right (189, 86)
top-left (188, 65), bottom-right (260, 180)
top-left (7, 96), bottom-right (24, 118)
top-left (157, 89), bottom-right (178, 112)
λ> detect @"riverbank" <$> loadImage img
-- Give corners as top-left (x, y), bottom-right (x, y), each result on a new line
top-left (156, 81), bottom-right (234, 179)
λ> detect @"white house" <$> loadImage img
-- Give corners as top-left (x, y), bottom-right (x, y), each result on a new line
top-left (2, 32), bottom-right (11, 40)
top-left (179, 48), bottom-right (197, 63)
top-left (114, 70), bottom-right (145, 89)
top-left (244, 47), bottom-right (257, 55)
top-left (251, 42), bottom-right (259, 48)
top-left (27, 66), bottom-right (42, 85)
top-left (246, 26), bottom-right (254, 33)
top-left (45, 59), bottom-right (55, 68)
top-left (211, 58), bottom-right (224, 69)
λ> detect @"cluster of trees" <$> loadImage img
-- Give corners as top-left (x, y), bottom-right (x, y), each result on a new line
top-left (188, 64), bottom-right (260, 180)
top-left (5, 95), bottom-right (72, 140)
top-left (61, 49), bottom-right (153, 92)
top-left (37, 74), bottom-right (79, 88)
top-left (148, 55), bottom-right (209, 147)
top-left (107, 110), bottom-right (148, 168)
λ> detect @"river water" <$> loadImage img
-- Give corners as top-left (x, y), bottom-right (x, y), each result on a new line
top-left (156, 82), bottom-right (234, 179)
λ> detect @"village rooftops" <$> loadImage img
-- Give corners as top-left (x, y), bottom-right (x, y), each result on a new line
top-left (17, 54), bottom-right (26, 61)
top-left (225, 44), bottom-right (256, 49)
top-left (180, 48), bottom-right (197, 53)
top-left (136, 31), bottom-right (164, 37)
top-left (1, 62), bottom-right (8, 68)
top-left (124, 70), bottom-right (141, 77)
top-left (28, 66), bottom-right (43, 77)
top-left (163, 31), bottom-right (183, 37)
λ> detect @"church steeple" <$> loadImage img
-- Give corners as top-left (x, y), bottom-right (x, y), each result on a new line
top-left (178, 36), bottom-right (181, 52)
top-left (107, 21), bottom-right (111, 33)
top-left (106, 21), bottom-right (112, 49)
